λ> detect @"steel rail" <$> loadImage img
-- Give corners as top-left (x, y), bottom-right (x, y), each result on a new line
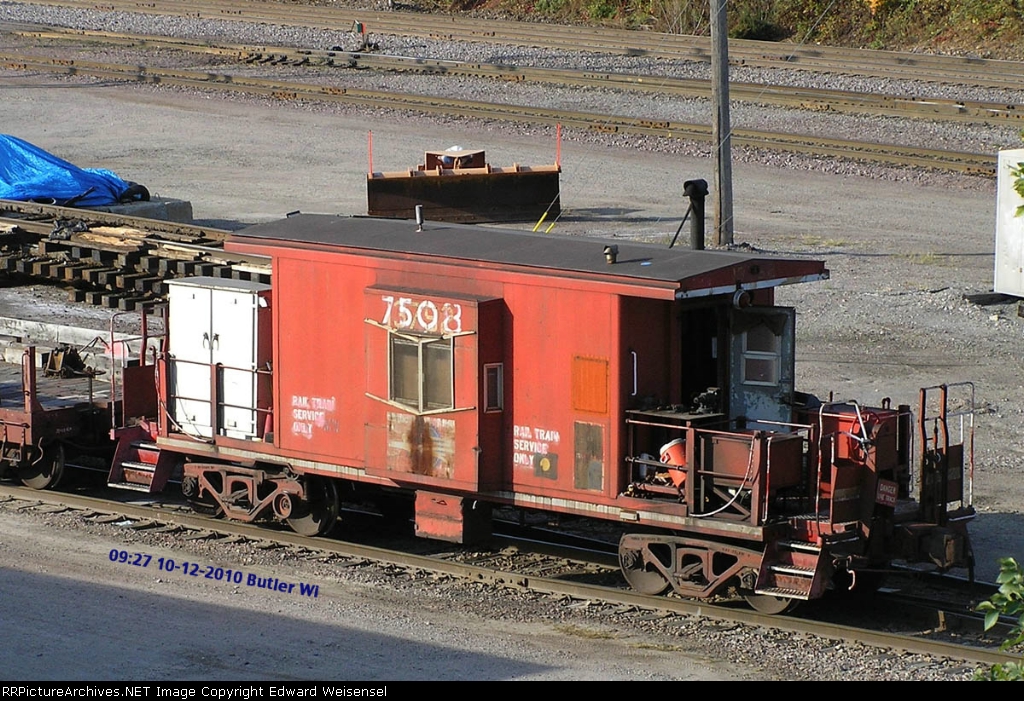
top-left (0, 54), bottom-right (997, 176)
top-left (11, 26), bottom-right (1021, 127)
top-left (0, 200), bottom-right (269, 307)
top-left (0, 200), bottom-right (271, 272)
top-left (0, 198), bottom-right (233, 243)
top-left (19, 0), bottom-right (1024, 89)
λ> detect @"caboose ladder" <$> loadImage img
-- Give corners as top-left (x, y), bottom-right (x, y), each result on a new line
top-left (107, 421), bottom-right (174, 493)
top-left (754, 539), bottom-right (825, 600)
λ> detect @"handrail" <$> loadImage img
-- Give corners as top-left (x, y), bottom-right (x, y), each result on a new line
top-left (692, 434), bottom-right (757, 520)
top-left (919, 382), bottom-right (975, 509)
top-left (107, 305), bottom-right (168, 429)
top-left (164, 354), bottom-right (273, 441)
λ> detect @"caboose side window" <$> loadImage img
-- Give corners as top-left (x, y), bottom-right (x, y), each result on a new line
top-left (484, 363), bottom-right (504, 412)
top-left (390, 334), bottom-right (453, 412)
top-left (741, 323), bottom-right (780, 386)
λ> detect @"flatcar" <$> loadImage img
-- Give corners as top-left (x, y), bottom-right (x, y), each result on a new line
top-left (0, 213), bottom-right (976, 613)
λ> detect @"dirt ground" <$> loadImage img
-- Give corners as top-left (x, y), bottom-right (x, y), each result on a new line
top-left (1, 71), bottom-right (1020, 589)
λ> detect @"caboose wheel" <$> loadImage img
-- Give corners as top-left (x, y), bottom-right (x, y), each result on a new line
top-left (19, 444), bottom-right (65, 490)
top-left (287, 476), bottom-right (339, 537)
top-left (181, 475), bottom-right (224, 517)
top-left (186, 494), bottom-right (224, 518)
top-left (742, 592), bottom-right (800, 615)
top-left (619, 542), bottom-right (672, 596)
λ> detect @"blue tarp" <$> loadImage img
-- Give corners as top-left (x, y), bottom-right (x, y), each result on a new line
top-left (0, 134), bottom-right (148, 207)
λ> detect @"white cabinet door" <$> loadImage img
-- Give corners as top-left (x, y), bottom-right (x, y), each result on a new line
top-left (168, 284), bottom-right (213, 438)
top-left (212, 286), bottom-right (264, 440)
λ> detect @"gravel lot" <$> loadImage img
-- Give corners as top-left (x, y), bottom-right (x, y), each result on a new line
top-left (1, 2), bottom-right (1023, 680)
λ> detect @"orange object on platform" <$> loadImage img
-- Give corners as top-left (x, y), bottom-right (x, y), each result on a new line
top-left (659, 438), bottom-right (687, 487)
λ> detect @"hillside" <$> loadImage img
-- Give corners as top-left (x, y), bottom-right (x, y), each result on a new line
top-left (411, 0), bottom-right (1024, 61)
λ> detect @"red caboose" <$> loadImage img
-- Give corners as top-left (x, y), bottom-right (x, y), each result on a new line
top-left (109, 213), bottom-right (974, 612)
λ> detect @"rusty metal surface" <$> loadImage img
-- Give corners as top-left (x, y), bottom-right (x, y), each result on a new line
top-left (413, 490), bottom-right (492, 544)
top-left (0, 351), bottom-right (112, 454)
top-left (386, 413), bottom-right (457, 479)
top-left (0, 354), bottom-right (110, 410)
top-left (367, 170), bottom-right (561, 223)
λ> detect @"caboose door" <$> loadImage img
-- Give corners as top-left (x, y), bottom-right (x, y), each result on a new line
top-left (727, 307), bottom-right (795, 427)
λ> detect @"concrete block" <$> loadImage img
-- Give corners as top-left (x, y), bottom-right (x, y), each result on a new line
top-left (84, 197), bottom-right (194, 224)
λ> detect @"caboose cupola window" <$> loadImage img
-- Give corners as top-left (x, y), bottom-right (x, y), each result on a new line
top-left (390, 333), bottom-right (454, 412)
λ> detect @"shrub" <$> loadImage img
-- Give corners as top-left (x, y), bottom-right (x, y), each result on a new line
top-left (974, 557), bottom-right (1024, 681)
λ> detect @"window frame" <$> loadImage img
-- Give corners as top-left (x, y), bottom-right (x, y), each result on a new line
top-left (388, 330), bottom-right (455, 414)
top-left (740, 324), bottom-right (781, 387)
top-left (483, 362), bottom-right (504, 413)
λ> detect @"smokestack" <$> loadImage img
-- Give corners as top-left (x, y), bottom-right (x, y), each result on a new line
top-left (683, 179), bottom-right (709, 250)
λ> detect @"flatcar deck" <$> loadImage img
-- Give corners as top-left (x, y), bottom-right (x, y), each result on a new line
top-left (0, 358), bottom-right (111, 410)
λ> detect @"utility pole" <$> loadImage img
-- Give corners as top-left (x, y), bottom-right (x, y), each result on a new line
top-left (710, 0), bottom-right (734, 245)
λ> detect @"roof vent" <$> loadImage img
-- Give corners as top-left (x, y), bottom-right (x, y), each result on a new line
top-left (604, 245), bottom-right (619, 264)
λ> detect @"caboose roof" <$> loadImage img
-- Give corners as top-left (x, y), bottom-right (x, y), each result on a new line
top-left (229, 214), bottom-right (828, 299)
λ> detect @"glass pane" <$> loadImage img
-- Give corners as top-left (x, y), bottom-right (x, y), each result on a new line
top-left (745, 324), bottom-right (778, 353)
top-left (423, 340), bottom-right (452, 409)
top-left (744, 356), bottom-right (777, 385)
top-left (391, 337), bottom-right (419, 406)
top-left (485, 364), bottom-right (503, 411)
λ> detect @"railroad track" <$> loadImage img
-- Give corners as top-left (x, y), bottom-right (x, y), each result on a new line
top-left (0, 53), bottom-right (998, 176)
top-left (18, 0), bottom-right (1024, 89)
top-left (0, 480), bottom-right (1018, 670)
top-left (7, 25), bottom-right (1022, 127)
top-left (0, 198), bottom-right (269, 309)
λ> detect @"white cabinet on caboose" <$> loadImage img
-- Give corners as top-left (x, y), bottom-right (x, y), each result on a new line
top-left (167, 277), bottom-right (272, 440)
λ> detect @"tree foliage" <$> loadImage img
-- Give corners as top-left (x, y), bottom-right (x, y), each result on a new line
top-left (974, 557), bottom-right (1024, 681)
top-left (1011, 161), bottom-right (1024, 217)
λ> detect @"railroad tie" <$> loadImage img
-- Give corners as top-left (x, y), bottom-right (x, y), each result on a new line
top-left (29, 260), bottom-right (52, 276)
top-left (82, 267), bottom-right (117, 285)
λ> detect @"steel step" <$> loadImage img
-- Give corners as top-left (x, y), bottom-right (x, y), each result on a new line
top-left (755, 586), bottom-right (805, 599)
top-left (107, 481), bottom-right (154, 493)
top-left (777, 540), bottom-right (822, 554)
top-left (120, 460), bottom-right (156, 473)
top-left (769, 564), bottom-right (816, 576)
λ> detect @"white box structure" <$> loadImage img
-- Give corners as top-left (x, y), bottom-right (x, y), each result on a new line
top-left (994, 148), bottom-right (1024, 297)
top-left (167, 277), bottom-right (272, 440)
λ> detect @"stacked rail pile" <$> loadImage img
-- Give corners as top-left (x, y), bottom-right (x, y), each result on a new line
top-left (0, 199), bottom-right (270, 309)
